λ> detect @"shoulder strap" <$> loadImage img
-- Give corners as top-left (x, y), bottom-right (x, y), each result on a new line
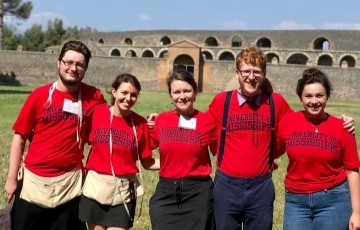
top-left (217, 91), bottom-right (275, 170)
top-left (217, 91), bottom-right (232, 169)
top-left (268, 92), bottom-right (275, 170)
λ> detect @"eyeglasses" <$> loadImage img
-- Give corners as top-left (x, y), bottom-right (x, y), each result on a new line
top-left (238, 69), bottom-right (263, 78)
top-left (61, 59), bottom-right (86, 70)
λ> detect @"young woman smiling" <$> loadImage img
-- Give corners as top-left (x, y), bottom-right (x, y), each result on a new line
top-left (276, 68), bottom-right (360, 230)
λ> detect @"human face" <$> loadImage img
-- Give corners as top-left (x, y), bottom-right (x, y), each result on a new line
top-left (300, 83), bottom-right (328, 120)
top-left (112, 82), bottom-right (139, 117)
top-left (236, 61), bottom-right (265, 97)
top-left (170, 80), bottom-right (196, 116)
top-left (57, 50), bottom-right (86, 86)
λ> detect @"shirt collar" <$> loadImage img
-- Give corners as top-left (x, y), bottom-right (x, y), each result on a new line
top-left (237, 89), bottom-right (262, 107)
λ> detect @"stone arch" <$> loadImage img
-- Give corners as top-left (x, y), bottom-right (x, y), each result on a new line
top-left (339, 55), bottom-right (356, 68)
top-left (124, 38), bottom-right (133, 45)
top-left (173, 54), bottom-right (195, 74)
top-left (256, 37), bottom-right (271, 48)
top-left (313, 37), bottom-right (330, 50)
top-left (317, 54), bottom-right (333, 66)
top-left (205, 36), bottom-right (219, 47)
top-left (141, 49), bottom-right (154, 58)
top-left (201, 50), bottom-right (213, 60)
top-left (98, 38), bottom-right (104, 44)
top-left (231, 35), bottom-right (242, 47)
top-left (286, 53), bottom-right (308, 65)
top-left (125, 50), bottom-right (137, 58)
top-left (218, 51), bottom-right (235, 61)
top-left (160, 36), bottom-right (171, 46)
top-left (158, 48), bottom-right (168, 58)
top-left (110, 49), bottom-right (121, 57)
top-left (266, 53), bottom-right (279, 64)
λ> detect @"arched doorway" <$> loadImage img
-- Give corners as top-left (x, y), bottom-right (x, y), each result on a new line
top-left (173, 54), bottom-right (195, 75)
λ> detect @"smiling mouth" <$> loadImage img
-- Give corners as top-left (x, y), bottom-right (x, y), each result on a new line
top-left (69, 74), bottom-right (80, 78)
top-left (247, 81), bottom-right (257, 87)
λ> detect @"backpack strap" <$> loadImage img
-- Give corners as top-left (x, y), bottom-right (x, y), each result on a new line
top-left (268, 92), bottom-right (275, 170)
top-left (217, 91), bottom-right (232, 169)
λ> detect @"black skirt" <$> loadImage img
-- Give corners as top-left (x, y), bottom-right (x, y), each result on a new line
top-left (79, 195), bottom-right (136, 228)
top-left (149, 176), bottom-right (214, 230)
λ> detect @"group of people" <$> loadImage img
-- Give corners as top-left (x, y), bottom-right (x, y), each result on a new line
top-left (4, 40), bottom-right (360, 230)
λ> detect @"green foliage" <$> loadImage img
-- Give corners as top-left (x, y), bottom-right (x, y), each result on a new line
top-left (3, 17), bottom-right (92, 51)
top-left (0, 0), bottom-right (33, 49)
top-left (62, 26), bottom-right (80, 41)
top-left (3, 25), bottom-right (21, 50)
top-left (1, 0), bottom-right (94, 52)
top-left (1, 0), bottom-right (92, 51)
top-left (3, 0), bottom-right (33, 20)
top-left (22, 23), bottom-right (44, 51)
top-left (42, 18), bottom-right (65, 48)
top-left (79, 26), bottom-right (98, 33)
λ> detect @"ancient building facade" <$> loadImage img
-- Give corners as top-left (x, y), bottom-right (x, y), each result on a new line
top-left (1, 30), bottom-right (360, 101)
top-left (76, 30), bottom-right (360, 94)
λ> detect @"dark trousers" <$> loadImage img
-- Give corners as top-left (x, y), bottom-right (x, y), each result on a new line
top-left (11, 180), bottom-right (86, 230)
top-left (150, 176), bottom-right (214, 230)
top-left (213, 170), bottom-right (275, 230)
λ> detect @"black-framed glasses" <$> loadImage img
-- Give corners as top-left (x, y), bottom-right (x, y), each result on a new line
top-left (61, 59), bottom-right (86, 70)
top-left (238, 69), bottom-right (263, 78)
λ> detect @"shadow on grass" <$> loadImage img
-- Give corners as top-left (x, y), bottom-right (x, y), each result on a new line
top-left (0, 72), bottom-right (21, 86)
top-left (0, 72), bottom-right (32, 94)
top-left (0, 89), bottom-right (32, 94)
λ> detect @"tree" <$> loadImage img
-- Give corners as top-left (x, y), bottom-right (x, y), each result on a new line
top-left (22, 23), bottom-right (43, 51)
top-left (3, 25), bottom-right (21, 50)
top-left (63, 26), bottom-right (80, 41)
top-left (16, 18), bottom-right (83, 51)
top-left (43, 18), bottom-right (65, 49)
top-left (0, 0), bottom-right (33, 50)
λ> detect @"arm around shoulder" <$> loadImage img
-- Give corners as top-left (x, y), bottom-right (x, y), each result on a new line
top-left (141, 156), bottom-right (160, 170)
top-left (340, 114), bottom-right (355, 134)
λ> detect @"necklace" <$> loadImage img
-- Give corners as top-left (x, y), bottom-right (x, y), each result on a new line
top-left (311, 124), bottom-right (319, 133)
top-left (309, 114), bottom-right (327, 133)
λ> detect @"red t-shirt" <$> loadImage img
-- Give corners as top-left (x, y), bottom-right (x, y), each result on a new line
top-left (12, 82), bottom-right (106, 177)
top-left (208, 90), bottom-right (292, 177)
top-left (85, 104), bottom-right (153, 176)
top-left (277, 111), bottom-right (360, 193)
top-left (150, 110), bottom-right (217, 178)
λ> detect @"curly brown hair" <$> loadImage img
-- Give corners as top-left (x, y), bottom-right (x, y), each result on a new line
top-left (236, 46), bottom-right (266, 74)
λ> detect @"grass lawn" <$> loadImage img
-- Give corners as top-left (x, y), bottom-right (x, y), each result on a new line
top-left (0, 85), bottom-right (359, 230)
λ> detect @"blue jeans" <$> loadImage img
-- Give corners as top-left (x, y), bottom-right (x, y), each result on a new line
top-left (213, 170), bottom-right (275, 230)
top-left (283, 180), bottom-right (351, 230)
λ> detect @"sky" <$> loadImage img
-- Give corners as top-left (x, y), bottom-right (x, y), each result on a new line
top-left (4, 0), bottom-right (360, 33)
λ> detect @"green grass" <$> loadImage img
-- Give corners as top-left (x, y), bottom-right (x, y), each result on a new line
top-left (1, 85), bottom-right (359, 230)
